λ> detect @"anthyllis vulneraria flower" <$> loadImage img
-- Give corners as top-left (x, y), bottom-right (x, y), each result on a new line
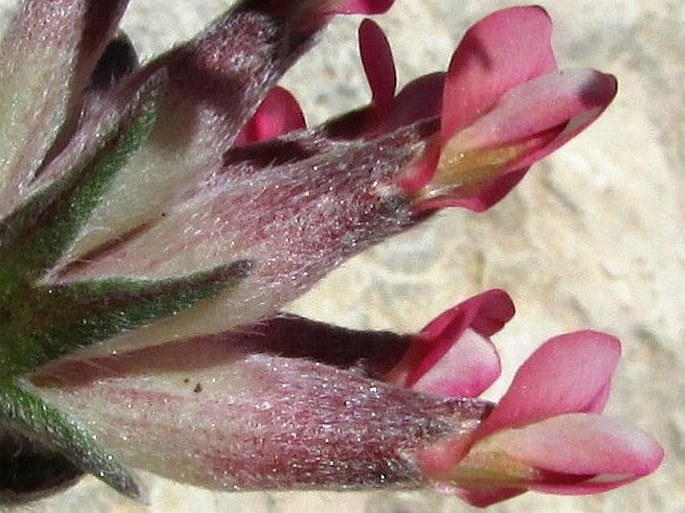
top-left (0, 0), bottom-right (662, 506)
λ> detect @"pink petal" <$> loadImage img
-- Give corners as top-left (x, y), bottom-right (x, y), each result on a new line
top-left (322, 72), bottom-right (444, 140)
top-left (441, 6), bottom-right (556, 145)
top-left (235, 86), bottom-right (306, 145)
top-left (490, 413), bottom-right (664, 494)
top-left (387, 289), bottom-right (514, 396)
top-left (359, 19), bottom-right (396, 113)
top-left (476, 331), bottom-right (621, 440)
top-left (325, 0), bottom-right (395, 15)
top-left (409, 328), bottom-right (501, 398)
top-left (452, 69), bottom-right (618, 168)
top-left (407, 69), bottom-right (616, 213)
top-left (417, 288), bottom-right (514, 343)
top-left (514, 70), bottom-right (618, 170)
top-left (381, 72), bottom-right (445, 132)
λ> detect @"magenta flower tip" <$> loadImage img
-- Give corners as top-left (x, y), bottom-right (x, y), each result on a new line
top-left (359, 18), bottom-right (396, 114)
top-left (415, 332), bottom-right (663, 506)
top-left (236, 86), bottom-right (306, 144)
top-left (387, 289), bottom-right (514, 397)
top-left (440, 5), bottom-right (556, 142)
top-left (326, 0), bottom-right (396, 15)
top-left (396, 6), bottom-right (617, 214)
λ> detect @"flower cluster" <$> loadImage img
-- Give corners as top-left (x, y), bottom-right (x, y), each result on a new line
top-left (0, 0), bottom-right (662, 507)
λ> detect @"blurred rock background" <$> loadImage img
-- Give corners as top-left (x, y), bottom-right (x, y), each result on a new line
top-left (3, 0), bottom-right (683, 512)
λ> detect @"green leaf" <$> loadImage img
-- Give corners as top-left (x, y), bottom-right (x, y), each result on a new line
top-left (0, 260), bottom-right (252, 376)
top-left (0, 380), bottom-right (141, 500)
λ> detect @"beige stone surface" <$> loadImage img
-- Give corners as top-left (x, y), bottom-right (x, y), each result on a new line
top-left (2, 0), bottom-right (684, 512)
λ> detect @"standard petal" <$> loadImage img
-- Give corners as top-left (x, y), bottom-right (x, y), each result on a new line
top-left (359, 19), bottom-right (396, 113)
top-left (487, 413), bottom-right (664, 494)
top-left (386, 289), bottom-right (514, 397)
top-left (381, 72), bottom-right (445, 132)
top-left (476, 331), bottom-right (621, 439)
top-left (325, 0), bottom-right (395, 15)
top-left (394, 7), bottom-right (562, 212)
top-left (235, 87), bottom-right (306, 145)
top-left (440, 6), bottom-right (556, 144)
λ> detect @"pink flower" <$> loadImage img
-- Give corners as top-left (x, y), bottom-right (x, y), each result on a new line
top-left (385, 289), bottom-right (515, 398)
top-left (30, 292), bottom-right (662, 505)
top-left (416, 331), bottom-right (664, 507)
top-left (346, 7), bottom-right (619, 213)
